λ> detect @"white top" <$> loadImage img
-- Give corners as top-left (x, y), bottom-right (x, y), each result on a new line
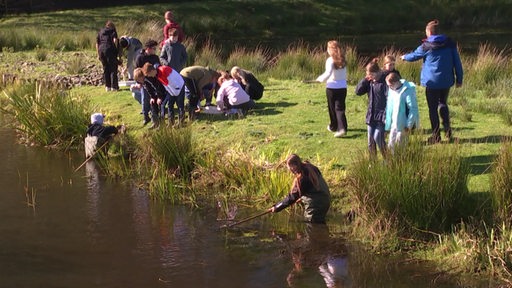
top-left (216, 79), bottom-right (251, 110)
top-left (316, 57), bottom-right (347, 89)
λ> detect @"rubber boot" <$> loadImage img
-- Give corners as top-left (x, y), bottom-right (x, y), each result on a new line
top-left (178, 112), bottom-right (185, 127)
top-left (149, 115), bottom-right (160, 129)
top-left (168, 112), bottom-right (175, 128)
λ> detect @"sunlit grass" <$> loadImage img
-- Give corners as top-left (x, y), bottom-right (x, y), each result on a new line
top-left (0, 82), bottom-right (90, 148)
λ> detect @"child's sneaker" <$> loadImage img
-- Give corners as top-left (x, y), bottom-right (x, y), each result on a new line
top-left (334, 129), bottom-right (346, 138)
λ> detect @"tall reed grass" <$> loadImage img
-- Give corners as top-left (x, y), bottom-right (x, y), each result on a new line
top-left (193, 148), bottom-right (292, 206)
top-left (0, 82), bottom-right (90, 148)
top-left (347, 135), bottom-right (470, 238)
top-left (267, 42), bottom-right (324, 80)
top-left (490, 139), bottom-right (512, 224)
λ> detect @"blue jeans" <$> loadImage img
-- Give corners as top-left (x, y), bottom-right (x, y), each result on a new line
top-left (367, 121), bottom-right (386, 157)
top-left (161, 89), bottom-right (185, 121)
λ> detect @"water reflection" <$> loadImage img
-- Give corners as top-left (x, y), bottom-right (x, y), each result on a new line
top-left (0, 126), bottom-right (492, 288)
top-left (280, 224), bottom-right (350, 288)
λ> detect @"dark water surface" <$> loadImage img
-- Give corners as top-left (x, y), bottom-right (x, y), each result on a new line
top-left (0, 128), bottom-right (491, 287)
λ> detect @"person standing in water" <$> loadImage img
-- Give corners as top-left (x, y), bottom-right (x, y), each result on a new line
top-left (270, 154), bottom-right (331, 224)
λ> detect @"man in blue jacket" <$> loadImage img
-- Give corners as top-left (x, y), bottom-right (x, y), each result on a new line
top-left (401, 19), bottom-right (463, 144)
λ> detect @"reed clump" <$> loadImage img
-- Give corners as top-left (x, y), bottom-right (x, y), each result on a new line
top-left (137, 127), bottom-right (197, 203)
top-left (192, 148), bottom-right (292, 205)
top-left (0, 82), bottom-right (90, 148)
top-left (490, 138), bottom-right (512, 224)
top-left (347, 135), bottom-right (471, 240)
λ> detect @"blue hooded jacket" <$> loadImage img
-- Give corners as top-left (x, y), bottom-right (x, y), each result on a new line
top-left (403, 35), bottom-right (463, 89)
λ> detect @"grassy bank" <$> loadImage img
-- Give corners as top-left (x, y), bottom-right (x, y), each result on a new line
top-left (1, 2), bottom-right (512, 284)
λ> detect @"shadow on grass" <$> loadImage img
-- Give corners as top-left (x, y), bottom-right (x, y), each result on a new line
top-left (464, 154), bottom-right (496, 175)
top-left (194, 101), bottom-right (296, 122)
top-left (456, 135), bottom-right (508, 144)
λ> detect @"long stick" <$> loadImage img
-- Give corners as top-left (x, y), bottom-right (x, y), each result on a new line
top-left (74, 140), bottom-right (110, 173)
top-left (221, 209), bottom-right (271, 229)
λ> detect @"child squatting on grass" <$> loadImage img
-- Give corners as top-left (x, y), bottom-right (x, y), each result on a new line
top-left (216, 71), bottom-right (256, 117)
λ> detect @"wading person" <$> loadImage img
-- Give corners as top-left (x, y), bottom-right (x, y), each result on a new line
top-left (355, 58), bottom-right (388, 158)
top-left (401, 19), bottom-right (463, 144)
top-left (316, 40), bottom-right (348, 138)
top-left (269, 154), bottom-right (331, 224)
top-left (385, 72), bottom-right (420, 152)
top-left (96, 20), bottom-right (120, 92)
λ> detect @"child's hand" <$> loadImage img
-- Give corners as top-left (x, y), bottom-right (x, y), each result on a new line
top-left (157, 98), bottom-right (162, 105)
top-left (150, 99), bottom-right (155, 104)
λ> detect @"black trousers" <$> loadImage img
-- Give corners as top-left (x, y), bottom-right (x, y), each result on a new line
top-left (425, 87), bottom-right (451, 138)
top-left (326, 88), bottom-right (347, 132)
top-left (99, 48), bottom-right (119, 90)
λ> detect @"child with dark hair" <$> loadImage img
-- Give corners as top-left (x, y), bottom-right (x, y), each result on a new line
top-left (385, 72), bottom-right (419, 152)
top-left (96, 20), bottom-right (120, 91)
top-left (119, 36), bottom-right (143, 80)
top-left (355, 58), bottom-right (388, 158)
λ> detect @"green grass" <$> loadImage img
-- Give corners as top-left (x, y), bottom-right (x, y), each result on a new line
top-left (2, 2), bottom-right (512, 283)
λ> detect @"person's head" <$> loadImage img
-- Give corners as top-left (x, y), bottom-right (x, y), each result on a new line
top-left (105, 20), bottom-right (115, 30)
top-left (425, 19), bottom-right (440, 37)
top-left (142, 62), bottom-right (157, 77)
top-left (365, 58), bottom-right (380, 80)
top-left (144, 39), bottom-right (158, 54)
top-left (119, 36), bottom-right (129, 49)
top-left (385, 72), bottom-right (402, 90)
top-left (167, 28), bottom-right (178, 43)
top-left (327, 40), bottom-right (345, 69)
top-left (164, 10), bottom-right (174, 23)
top-left (134, 68), bottom-right (145, 84)
top-left (383, 55), bottom-right (396, 72)
top-left (230, 66), bottom-right (241, 80)
top-left (286, 154), bottom-right (304, 175)
top-left (217, 70), bottom-right (231, 86)
top-left (90, 113), bottom-right (104, 125)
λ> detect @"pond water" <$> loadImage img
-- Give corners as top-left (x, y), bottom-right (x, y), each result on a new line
top-left (0, 128), bottom-right (491, 287)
